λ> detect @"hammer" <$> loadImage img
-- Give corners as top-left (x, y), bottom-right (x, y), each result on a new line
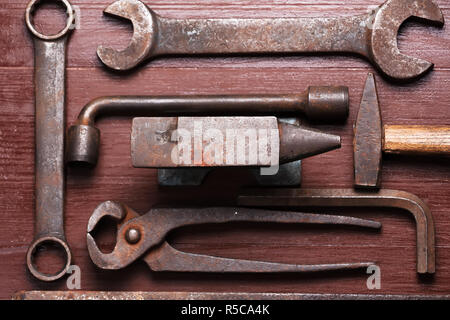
top-left (354, 73), bottom-right (450, 188)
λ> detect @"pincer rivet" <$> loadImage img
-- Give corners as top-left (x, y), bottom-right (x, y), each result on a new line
top-left (125, 228), bottom-right (141, 244)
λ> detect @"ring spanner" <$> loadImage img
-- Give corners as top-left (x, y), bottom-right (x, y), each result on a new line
top-left (25, 0), bottom-right (75, 281)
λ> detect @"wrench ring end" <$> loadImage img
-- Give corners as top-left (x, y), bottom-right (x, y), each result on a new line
top-left (25, 0), bottom-right (75, 41)
top-left (26, 236), bottom-right (72, 282)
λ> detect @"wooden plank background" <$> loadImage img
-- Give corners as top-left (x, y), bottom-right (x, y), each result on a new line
top-left (0, 0), bottom-right (449, 299)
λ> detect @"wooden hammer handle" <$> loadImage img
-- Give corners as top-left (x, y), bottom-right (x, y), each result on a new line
top-left (383, 125), bottom-right (450, 156)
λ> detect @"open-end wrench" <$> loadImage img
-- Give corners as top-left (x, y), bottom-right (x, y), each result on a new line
top-left (25, 0), bottom-right (75, 281)
top-left (97, 0), bottom-right (444, 80)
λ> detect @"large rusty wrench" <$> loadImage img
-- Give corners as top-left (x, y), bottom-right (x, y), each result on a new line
top-left (97, 0), bottom-right (444, 80)
top-left (238, 188), bottom-right (435, 274)
top-left (25, 0), bottom-right (75, 281)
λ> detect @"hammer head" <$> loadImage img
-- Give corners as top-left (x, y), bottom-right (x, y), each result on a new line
top-left (353, 73), bottom-right (382, 189)
top-left (370, 0), bottom-right (444, 80)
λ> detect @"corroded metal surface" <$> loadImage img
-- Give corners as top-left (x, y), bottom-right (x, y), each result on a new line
top-left (66, 87), bottom-right (348, 167)
top-left (131, 117), bottom-right (340, 168)
top-left (157, 119), bottom-right (303, 187)
top-left (25, 0), bottom-right (75, 282)
top-left (13, 291), bottom-right (450, 300)
top-left (354, 73), bottom-right (383, 188)
top-left (97, 0), bottom-right (444, 80)
top-left (237, 188), bottom-right (435, 274)
top-left (86, 201), bottom-right (380, 272)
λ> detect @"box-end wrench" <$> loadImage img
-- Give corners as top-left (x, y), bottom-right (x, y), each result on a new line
top-left (25, 0), bottom-right (75, 281)
top-left (97, 0), bottom-right (444, 80)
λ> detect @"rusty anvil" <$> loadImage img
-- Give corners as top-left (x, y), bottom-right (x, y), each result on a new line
top-left (354, 73), bottom-right (450, 188)
top-left (131, 116), bottom-right (340, 168)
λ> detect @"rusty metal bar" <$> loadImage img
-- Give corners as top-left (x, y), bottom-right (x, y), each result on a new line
top-left (13, 291), bottom-right (450, 300)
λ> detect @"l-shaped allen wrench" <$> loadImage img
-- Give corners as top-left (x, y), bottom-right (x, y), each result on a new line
top-left (237, 188), bottom-right (435, 274)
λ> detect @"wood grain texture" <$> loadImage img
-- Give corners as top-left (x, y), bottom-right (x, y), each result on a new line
top-left (0, 0), bottom-right (449, 299)
top-left (383, 125), bottom-right (450, 155)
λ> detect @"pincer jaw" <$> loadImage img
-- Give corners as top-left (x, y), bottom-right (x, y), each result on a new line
top-left (97, 0), bottom-right (158, 70)
top-left (87, 201), bottom-right (127, 234)
top-left (87, 234), bottom-right (125, 270)
top-left (87, 201), bottom-right (128, 270)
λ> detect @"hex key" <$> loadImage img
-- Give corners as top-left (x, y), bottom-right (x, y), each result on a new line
top-left (238, 188), bottom-right (435, 274)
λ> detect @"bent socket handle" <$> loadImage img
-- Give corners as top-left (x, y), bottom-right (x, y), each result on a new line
top-left (66, 87), bottom-right (348, 167)
top-left (383, 125), bottom-right (450, 156)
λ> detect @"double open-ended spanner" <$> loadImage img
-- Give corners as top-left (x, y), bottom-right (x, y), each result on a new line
top-left (25, 0), bottom-right (75, 281)
top-left (97, 0), bottom-right (444, 80)
top-left (87, 201), bottom-right (380, 272)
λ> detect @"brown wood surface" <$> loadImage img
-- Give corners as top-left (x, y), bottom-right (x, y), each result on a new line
top-left (0, 0), bottom-right (449, 299)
